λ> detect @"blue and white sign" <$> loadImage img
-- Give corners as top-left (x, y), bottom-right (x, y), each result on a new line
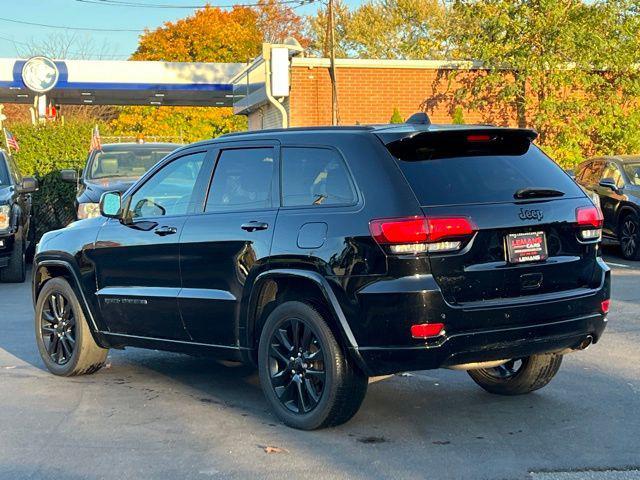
top-left (21, 56), bottom-right (60, 93)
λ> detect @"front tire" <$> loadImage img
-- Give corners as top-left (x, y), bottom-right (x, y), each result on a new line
top-left (0, 232), bottom-right (26, 283)
top-left (467, 354), bottom-right (563, 395)
top-left (619, 213), bottom-right (640, 260)
top-left (258, 301), bottom-right (368, 430)
top-left (35, 277), bottom-right (109, 376)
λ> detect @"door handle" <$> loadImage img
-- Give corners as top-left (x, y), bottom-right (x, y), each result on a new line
top-left (241, 221), bottom-right (269, 232)
top-left (154, 226), bottom-right (178, 236)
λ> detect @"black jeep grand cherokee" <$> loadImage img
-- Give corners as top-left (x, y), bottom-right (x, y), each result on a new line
top-left (33, 123), bottom-right (610, 430)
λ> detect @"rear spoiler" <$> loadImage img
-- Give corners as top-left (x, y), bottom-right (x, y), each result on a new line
top-left (378, 128), bottom-right (538, 161)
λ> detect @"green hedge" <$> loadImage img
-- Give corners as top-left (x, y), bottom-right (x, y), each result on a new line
top-left (9, 121), bottom-right (105, 240)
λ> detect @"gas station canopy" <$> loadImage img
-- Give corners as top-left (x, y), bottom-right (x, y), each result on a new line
top-left (0, 57), bottom-right (244, 107)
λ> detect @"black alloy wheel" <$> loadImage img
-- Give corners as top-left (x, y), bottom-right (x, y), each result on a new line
top-left (620, 215), bottom-right (640, 259)
top-left (467, 354), bottom-right (563, 396)
top-left (258, 301), bottom-right (368, 430)
top-left (40, 292), bottom-right (76, 365)
top-left (35, 277), bottom-right (108, 377)
top-left (482, 359), bottom-right (524, 379)
top-left (268, 317), bottom-right (326, 414)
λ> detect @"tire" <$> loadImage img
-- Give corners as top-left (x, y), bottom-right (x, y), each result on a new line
top-left (467, 354), bottom-right (563, 396)
top-left (35, 277), bottom-right (109, 376)
top-left (0, 232), bottom-right (25, 283)
top-left (619, 213), bottom-right (640, 260)
top-left (258, 301), bottom-right (368, 430)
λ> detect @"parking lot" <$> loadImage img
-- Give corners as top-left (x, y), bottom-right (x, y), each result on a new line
top-left (0, 248), bottom-right (638, 480)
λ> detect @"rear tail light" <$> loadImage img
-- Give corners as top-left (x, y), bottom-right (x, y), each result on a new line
top-left (601, 299), bottom-right (610, 314)
top-left (576, 206), bottom-right (603, 241)
top-left (411, 323), bottom-right (445, 339)
top-left (369, 216), bottom-right (476, 254)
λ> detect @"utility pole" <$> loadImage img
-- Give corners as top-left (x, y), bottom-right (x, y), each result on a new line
top-left (327, 0), bottom-right (339, 125)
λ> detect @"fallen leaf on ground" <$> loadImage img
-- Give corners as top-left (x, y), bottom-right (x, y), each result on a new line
top-left (262, 446), bottom-right (288, 454)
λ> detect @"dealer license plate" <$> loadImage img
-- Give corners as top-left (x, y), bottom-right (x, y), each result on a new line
top-left (506, 231), bottom-right (548, 264)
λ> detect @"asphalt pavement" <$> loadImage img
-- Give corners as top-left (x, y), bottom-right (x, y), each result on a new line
top-left (0, 247), bottom-right (639, 480)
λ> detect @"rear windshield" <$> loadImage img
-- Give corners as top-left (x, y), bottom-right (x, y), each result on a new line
top-left (392, 141), bottom-right (584, 207)
top-left (88, 146), bottom-right (176, 180)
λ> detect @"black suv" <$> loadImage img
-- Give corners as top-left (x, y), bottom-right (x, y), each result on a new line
top-left (575, 156), bottom-right (640, 259)
top-left (61, 143), bottom-right (180, 220)
top-left (33, 124), bottom-right (610, 430)
top-left (0, 150), bottom-right (37, 283)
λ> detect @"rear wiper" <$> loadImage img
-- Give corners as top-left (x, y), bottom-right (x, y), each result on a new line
top-left (514, 187), bottom-right (565, 199)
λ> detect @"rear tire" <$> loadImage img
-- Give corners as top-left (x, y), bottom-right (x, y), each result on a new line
top-left (619, 213), bottom-right (640, 260)
top-left (467, 354), bottom-right (563, 395)
top-left (0, 232), bottom-right (26, 283)
top-left (35, 277), bottom-right (108, 376)
top-left (258, 301), bottom-right (368, 430)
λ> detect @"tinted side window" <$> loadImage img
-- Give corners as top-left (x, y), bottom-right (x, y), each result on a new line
top-left (624, 163), bottom-right (640, 186)
top-left (575, 163), bottom-right (590, 183)
top-left (281, 147), bottom-right (356, 207)
top-left (603, 163), bottom-right (624, 188)
top-left (206, 147), bottom-right (275, 212)
top-left (128, 151), bottom-right (206, 219)
top-left (581, 161), bottom-right (605, 186)
top-left (7, 156), bottom-right (21, 183)
top-left (0, 156), bottom-right (10, 186)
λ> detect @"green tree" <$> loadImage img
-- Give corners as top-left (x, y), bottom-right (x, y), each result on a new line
top-left (307, 0), bottom-right (448, 59)
top-left (306, 0), bottom-right (353, 57)
top-left (347, 0), bottom-right (448, 59)
top-left (445, 0), bottom-right (640, 166)
top-left (390, 107), bottom-right (404, 123)
top-left (452, 106), bottom-right (465, 125)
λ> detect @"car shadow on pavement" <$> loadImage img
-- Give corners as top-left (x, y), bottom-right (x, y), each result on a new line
top-left (122, 348), bottom-right (640, 478)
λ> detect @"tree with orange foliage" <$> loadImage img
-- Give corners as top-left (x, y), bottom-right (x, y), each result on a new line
top-left (113, 3), bottom-right (308, 141)
top-left (133, 6), bottom-right (262, 63)
top-left (256, 0), bottom-right (310, 47)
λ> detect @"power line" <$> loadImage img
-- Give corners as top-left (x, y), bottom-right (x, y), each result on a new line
top-left (0, 16), bottom-right (143, 32)
top-left (75, 0), bottom-right (317, 9)
top-left (0, 0), bottom-right (319, 34)
top-left (0, 35), bottom-right (131, 59)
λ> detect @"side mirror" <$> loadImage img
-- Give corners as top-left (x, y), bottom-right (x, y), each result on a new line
top-left (99, 191), bottom-right (123, 219)
top-left (18, 177), bottom-right (38, 194)
top-left (599, 178), bottom-right (621, 193)
top-left (60, 169), bottom-right (78, 183)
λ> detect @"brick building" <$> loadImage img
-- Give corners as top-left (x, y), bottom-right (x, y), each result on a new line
top-left (231, 43), bottom-right (517, 130)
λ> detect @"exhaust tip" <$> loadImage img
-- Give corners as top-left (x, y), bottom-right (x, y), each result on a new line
top-left (578, 335), bottom-right (594, 350)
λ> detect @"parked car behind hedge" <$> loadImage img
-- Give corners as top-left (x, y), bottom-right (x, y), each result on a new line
top-left (61, 142), bottom-right (181, 220)
top-left (0, 149), bottom-right (37, 282)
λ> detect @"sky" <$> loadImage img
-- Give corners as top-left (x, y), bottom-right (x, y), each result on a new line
top-left (0, 0), bottom-right (363, 59)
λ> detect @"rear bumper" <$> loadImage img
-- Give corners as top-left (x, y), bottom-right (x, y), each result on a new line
top-left (354, 312), bottom-right (607, 376)
top-left (350, 258), bottom-right (610, 376)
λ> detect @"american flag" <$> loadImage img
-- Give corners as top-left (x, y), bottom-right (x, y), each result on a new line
top-left (4, 129), bottom-right (19, 153)
top-left (89, 125), bottom-right (102, 152)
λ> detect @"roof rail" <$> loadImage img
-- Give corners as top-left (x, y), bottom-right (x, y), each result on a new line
top-left (405, 112), bottom-right (431, 125)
